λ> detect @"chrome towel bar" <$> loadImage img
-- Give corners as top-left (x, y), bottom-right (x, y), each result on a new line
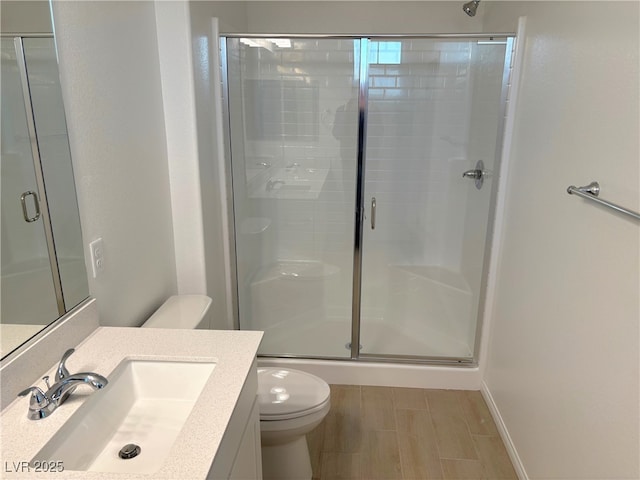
top-left (567, 181), bottom-right (640, 220)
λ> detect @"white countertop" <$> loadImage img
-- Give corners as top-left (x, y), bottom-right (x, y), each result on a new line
top-left (1, 327), bottom-right (263, 479)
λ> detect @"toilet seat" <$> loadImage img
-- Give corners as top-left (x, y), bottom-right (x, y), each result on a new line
top-left (258, 368), bottom-right (330, 421)
top-left (260, 397), bottom-right (330, 421)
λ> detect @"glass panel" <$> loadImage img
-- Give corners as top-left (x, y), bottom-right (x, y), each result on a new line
top-left (228, 38), bottom-right (360, 358)
top-left (22, 38), bottom-right (89, 311)
top-left (360, 39), bottom-right (507, 359)
top-left (0, 38), bottom-right (59, 338)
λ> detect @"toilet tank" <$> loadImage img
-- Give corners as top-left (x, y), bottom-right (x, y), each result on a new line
top-left (142, 295), bottom-right (212, 330)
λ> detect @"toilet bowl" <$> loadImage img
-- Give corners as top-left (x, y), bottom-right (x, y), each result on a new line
top-left (258, 367), bottom-right (330, 480)
top-left (142, 296), bottom-right (330, 480)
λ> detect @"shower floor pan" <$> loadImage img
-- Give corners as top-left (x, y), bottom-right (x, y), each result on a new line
top-left (252, 264), bottom-right (474, 360)
top-left (259, 318), bottom-right (472, 359)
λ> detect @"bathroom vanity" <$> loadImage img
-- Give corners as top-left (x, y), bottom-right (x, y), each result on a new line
top-left (0, 327), bottom-right (263, 479)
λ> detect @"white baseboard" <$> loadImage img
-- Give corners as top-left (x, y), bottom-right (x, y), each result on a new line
top-left (481, 381), bottom-right (529, 480)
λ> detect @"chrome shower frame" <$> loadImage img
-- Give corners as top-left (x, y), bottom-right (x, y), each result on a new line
top-left (220, 33), bottom-right (516, 366)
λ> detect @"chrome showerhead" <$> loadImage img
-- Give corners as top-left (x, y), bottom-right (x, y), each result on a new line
top-left (463, 0), bottom-right (480, 17)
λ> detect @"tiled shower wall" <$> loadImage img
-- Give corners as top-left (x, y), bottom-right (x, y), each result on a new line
top-left (232, 39), bottom-right (479, 262)
top-left (229, 38), bottom-right (359, 320)
top-left (364, 41), bottom-right (474, 271)
top-left (239, 39), bottom-right (358, 262)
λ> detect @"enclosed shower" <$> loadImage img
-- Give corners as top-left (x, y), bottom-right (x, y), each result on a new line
top-left (222, 35), bottom-right (513, 364)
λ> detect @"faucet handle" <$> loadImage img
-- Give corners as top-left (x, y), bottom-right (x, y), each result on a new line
top-left (18, 386), bottom-right (54, 420)
top-left (56, 348), bottom-right (78, 404)
top-left (56, 348), bottom-right (75, 381)
top-left (18, 386), bottom-right (50, 409)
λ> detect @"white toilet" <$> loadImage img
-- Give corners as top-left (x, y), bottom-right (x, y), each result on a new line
top-left (258, 367), bottom-right (330, 480)
top-left (142, 294), bottom-right (213, 329)
top-left (143, 295), bottom-right (331, 480)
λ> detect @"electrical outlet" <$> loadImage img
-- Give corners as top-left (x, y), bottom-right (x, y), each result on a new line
top-left (89, 238), bottom-right (104, 278)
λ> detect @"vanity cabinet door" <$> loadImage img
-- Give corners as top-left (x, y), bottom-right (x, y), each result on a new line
top-left (229, 397), bottom-right (262, 480)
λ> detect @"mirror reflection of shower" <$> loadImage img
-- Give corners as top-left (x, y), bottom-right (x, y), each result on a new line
top-left (463, 0), bottom-right (480, 17)
top-left (1, 36), bottom-right (89, 358)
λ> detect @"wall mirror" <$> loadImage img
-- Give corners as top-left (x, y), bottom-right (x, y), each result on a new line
top-left (1, 2), bottom-right (90, 359)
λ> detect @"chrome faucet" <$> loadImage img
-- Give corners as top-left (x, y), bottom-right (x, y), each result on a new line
top-left (17, 348), bottom-right (108, 420)
top-left (56, 347), bottom-right (76, 403)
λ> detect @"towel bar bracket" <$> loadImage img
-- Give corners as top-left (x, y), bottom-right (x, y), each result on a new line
top-left (567, 181), bottom-right (640, 221)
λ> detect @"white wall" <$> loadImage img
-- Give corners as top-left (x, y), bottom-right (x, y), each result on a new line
top-left (192, 0), bottom-right (248, 34)
top-left (188, 1), bottom-right (249, 328)
top-left (155, 1), bottom-right (207, 297)
top-left (482, 2), bottom-right (639, 479)
top-left (0, 1), bottom-right (52, 34)
top-left (243, 1), bottom-right (484, 34)
top-left (51, 1), bottom-right (178, 327)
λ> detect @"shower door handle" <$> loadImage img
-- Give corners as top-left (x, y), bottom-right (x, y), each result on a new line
top-left (20, 191), bottom-right (41, 223)
top-left (371, 197), bottom-right (376, 230)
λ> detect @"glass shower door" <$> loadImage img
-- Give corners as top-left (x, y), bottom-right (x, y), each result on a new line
top-left (359, 38), bottom-right (510, 360)
top-left (226, 37), bottom-right (361, 358)
top-left (1, 38), bottom-right (60, 327)
top-left (21, 37), bottom-right (88, 311)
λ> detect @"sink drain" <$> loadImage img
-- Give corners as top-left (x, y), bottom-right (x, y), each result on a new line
top-left (345, 342), bottom-right (363, 351)
top-left (119, 444), bottom-right (141, 459)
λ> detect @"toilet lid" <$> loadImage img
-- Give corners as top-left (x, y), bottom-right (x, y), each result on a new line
top-left (258, 368), bottom-right (330, 420)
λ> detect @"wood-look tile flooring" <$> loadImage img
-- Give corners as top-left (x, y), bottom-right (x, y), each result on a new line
top-left (306, 386), bottom-right (517, 480)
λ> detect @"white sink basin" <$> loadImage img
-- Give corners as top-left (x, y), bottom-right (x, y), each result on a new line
top-left (33, 359), bottom-right (216, 474)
